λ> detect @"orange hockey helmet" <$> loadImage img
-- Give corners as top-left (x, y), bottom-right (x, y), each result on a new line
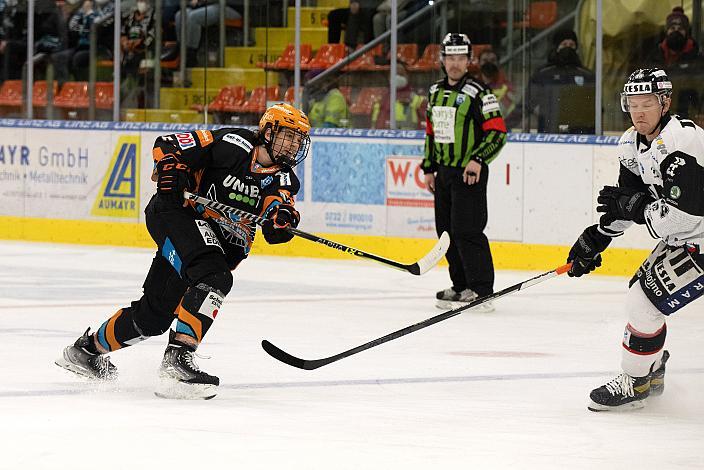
top-left (259, 103), bottom-right (311, 167)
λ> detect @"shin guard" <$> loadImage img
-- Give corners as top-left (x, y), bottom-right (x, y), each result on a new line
top-left (174, 283), bottom-right (224, 345)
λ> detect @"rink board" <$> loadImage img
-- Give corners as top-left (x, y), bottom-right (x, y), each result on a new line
top-left (0, 120), bottom-right (651, 275)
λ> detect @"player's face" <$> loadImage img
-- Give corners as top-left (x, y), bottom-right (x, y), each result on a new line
top-left (628, 94), bottom-right (667, 135)
top-left (275, 128), bottom-right (302, 154)
top-left (271, 127), bottom-right (308, 166)
top-left (443, 54), bottom-right (469, 81)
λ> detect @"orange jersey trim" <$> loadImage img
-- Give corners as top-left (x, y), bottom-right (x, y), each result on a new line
top-left (196, 130), bottom-right (214, 147)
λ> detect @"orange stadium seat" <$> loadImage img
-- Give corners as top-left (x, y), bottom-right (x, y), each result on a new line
top-left (95, 82), bottom-right (114, 110)
top-left (349, 87), bottom-right (387, 115)
top-left (0, 80), bottom-right (23, 107)
top-left (259, 43), bottom-right (313, 71)
top-left (407, 44), bottom-right (440, 72)
top-left (371, 43), bottom-right (421, 71)
top-left (197, 85), bottom-right (247, 112)
top-left (232, 86), bottom-right (279, 114)
top-left (343, 44), bottom-right (383, 71)
top-left (225, 17), bottom-right (243, 28)
top-left (54, 82), bottom-right (89, 109)
top-left (302, 43), bottom-right (346, 70)
top-left (397, 43), bottom-right (419, 66)
top-left (283, 86), bottom-right (296, 104)
top-left (502, 1), bottom-right (558, 30)
top-left (32, 81), bottom-right (59, 107)
top-left (161, 41), bottom-right (180, 69)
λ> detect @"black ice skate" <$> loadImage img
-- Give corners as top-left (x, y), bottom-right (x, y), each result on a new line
top-left (55, 328), bottom-right (117, 380)
top-left (649, 350), bottom-right (670, 397)
top-left (436, 287), bottom-right (494, 312)
top-left (588, 372), bottom-right (651, 412)
top-left (155, 330), bottom-right (219, 400)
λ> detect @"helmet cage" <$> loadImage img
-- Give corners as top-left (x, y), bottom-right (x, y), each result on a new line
top-left (264, 124), bottom-right (311, 168)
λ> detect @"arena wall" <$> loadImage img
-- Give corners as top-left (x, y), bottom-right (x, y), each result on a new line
top-left (0, 120), bottom-right (652, 275)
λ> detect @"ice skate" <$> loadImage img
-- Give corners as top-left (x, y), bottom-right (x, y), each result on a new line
top-left (55, 328), bottom-right (117, 380)
top-left (155, 330), bottom-right (219, 400)
top-left (649, 350), bottom-right (670, 397)
top-left (436, 287), bottom-right (494, 312)
top-left (588, 372), bottom-right (651, 412)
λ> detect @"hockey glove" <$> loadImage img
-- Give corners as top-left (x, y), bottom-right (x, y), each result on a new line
top-left (567, 224), bottom-right (613, 277)
top-left (156, 155), bottom-right (191, 204)
top-left (262, 204), bottom-right (300, 244)
top-left (596, 185), bottom-right (653, 226)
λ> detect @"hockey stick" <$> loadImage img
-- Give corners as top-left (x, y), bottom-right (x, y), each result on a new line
top-left (184, 191), bottom-right (450, 275)
top-left (261, 263), bottom-right (573, 370)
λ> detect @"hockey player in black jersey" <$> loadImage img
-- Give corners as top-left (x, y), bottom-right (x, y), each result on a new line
top-left (56, 103), bottom-right (311, 399)
top-left (566, 69), bottom-right (704, 411)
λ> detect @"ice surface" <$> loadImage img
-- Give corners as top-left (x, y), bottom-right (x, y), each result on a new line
top-left (1, 241), bottom-right (702, 469)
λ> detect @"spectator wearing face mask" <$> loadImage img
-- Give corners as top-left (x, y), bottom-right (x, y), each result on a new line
top-left (524, 29), bottom-right (596, 133)
top-left (119, 0), bottom-right (154, 108)
top-left (371, 62), bottom-right (426, 130)
top-left (478, 49), bottom-right (515, 120)
top-left (121, 0), bottom-right (154, 77)
top-left (643, 7), bottom-right (702, 118)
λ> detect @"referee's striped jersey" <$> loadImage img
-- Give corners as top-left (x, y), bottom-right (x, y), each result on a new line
top-left (422, 74), bottom-right (507, 173)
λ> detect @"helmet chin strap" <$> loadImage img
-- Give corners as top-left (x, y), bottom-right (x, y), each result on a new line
top-left (648, 106), bottom-right (669, 137)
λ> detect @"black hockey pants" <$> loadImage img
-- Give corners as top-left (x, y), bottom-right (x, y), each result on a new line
top-left (434, 164), bottom-right (495, 297)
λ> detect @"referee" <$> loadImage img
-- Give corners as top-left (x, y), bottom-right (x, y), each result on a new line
top-left (422, 33), bottom-right (507, 312)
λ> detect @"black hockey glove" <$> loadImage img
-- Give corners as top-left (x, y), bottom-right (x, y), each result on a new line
top-left (567, 224), bottom-right (613, 277)
top-left (596, 185), bottom-right (654, 226)
top-left (156, 155), bottom-right (191, 204)
top-left (262, 204), bottom-right (300, 244)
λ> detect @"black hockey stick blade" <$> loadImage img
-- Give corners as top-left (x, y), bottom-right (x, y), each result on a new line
top-left (184, 191), bottom-right (449, 275)
top-left (262, 263), bottom-right (573, 370)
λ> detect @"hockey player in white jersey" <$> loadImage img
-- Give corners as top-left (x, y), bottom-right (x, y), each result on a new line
top-left (566, 68), bottom-right (704, 411)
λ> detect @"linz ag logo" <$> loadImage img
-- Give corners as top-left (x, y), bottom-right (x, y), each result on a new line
top-left (624, 82), bottom-right (652, 94)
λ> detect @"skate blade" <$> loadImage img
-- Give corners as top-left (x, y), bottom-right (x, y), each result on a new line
top-left (435, 300), bottom-right (495, 312)
top-left (155, 378), bottom-right (217, 400)
top-left (587, 399), bottom-right (645, 412)
top-left (54, 357), bottom-right (117, 381)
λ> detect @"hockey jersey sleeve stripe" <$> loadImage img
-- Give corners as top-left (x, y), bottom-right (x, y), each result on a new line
top-left (597, 224), bottom-right (625, 238)
top-left (482, 116), bottom-right (507, 133)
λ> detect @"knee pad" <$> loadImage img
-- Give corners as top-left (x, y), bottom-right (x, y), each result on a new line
top-left (623, 323), bottom-right (667, 355)
top-left (184, 252), bottom-right (233, 295)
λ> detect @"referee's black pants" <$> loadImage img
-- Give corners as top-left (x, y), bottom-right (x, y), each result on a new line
top-left (434, 164), bottom-right (494, 296)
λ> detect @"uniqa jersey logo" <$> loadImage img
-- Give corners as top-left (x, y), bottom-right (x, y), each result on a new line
top-left (91, 135), bottom-right (140, 218)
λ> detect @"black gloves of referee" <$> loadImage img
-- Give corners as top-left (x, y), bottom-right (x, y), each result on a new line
top-left (567, 225), bottom-right (613, 277)
top-left (262, 204), bottom-right (300, 244)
